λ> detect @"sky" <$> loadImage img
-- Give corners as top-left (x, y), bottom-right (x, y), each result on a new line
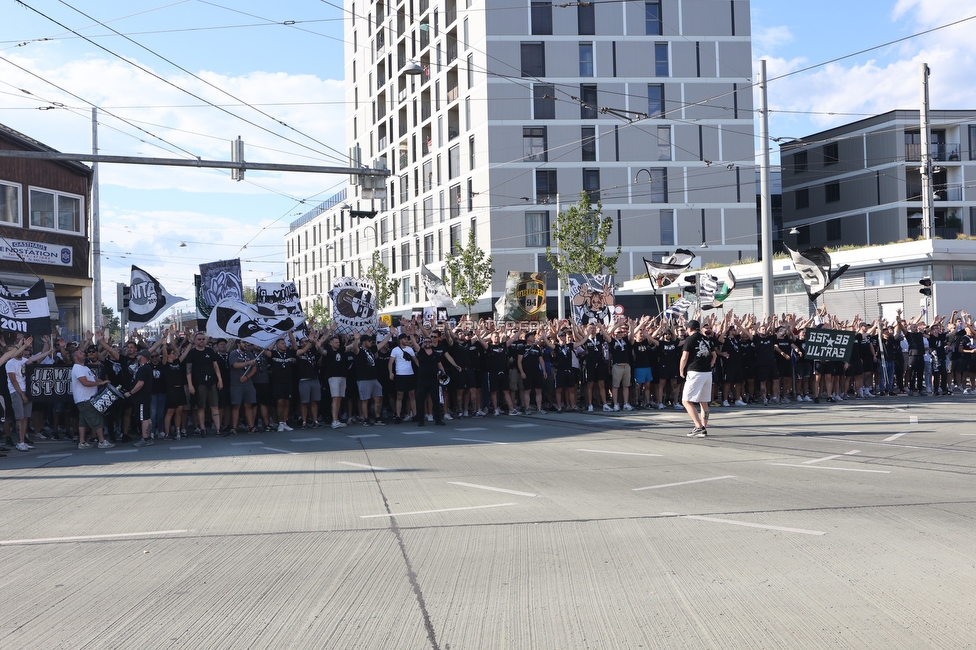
top-left (1, 0), bottom-right (975, 312)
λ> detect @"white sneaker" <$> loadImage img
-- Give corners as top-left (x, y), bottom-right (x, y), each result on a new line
top-left (426, 414), bottom-right (434, 422)
top-left (277, 422), bottom-right (286, 432)
top-left (734, 399), bottom-right (747, 406)
top-left (442, 413), bottom-right (453, 420)
top-left (762, 398), bottom-right (769, 406)
top-left (673, 403), bottom-right (684, 410)
top-left (537, 408), bottom-right (547, 415)
top-left (510, 408), bottom-right (522, 415)
top-left (772, 396), bottom-right (780, 404)
top-left (282, 422), bottom-right (294, 431)
top-left (722, 400), bottom-right (730, 407)
top-left (587, 405), bottom-right (594, 412)
top-left (602, 403), bottom-right (613, 412)
top-left (16, 442), bottom-right (30, 452)
top-left (657, 403), bottom-right (665, 410)
top-left (474, 410), bottom-right (485, 417)
top-left (494, 408), bottom-right (501, 416)
top-left (623, 403), bottom-right (634, 411)
top-left (463, 410), bottom-right (470, 418)
top-left (782, 396), bottom-right (791, 404)
top-left (804, 395), bottom-right (813, 402)
top-left (331, 421), bottom-right (346, 429)
top-left (612, 404), bottom-right (621, 411)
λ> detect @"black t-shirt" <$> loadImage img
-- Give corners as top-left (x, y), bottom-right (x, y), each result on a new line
top-left (354, 346), bottom-right (380, 381)
top-left (682, 332), bottom-right (714, 373)
top-left (185, 347), bottom-right (220, 386)
top-left (486, 344), bottom-right (509, 374)
top-left (519, 345), bottom-right (544, 375)
top-left (151, 361), bottom-right (167, 394)
top-left (754, 334), bottom-right (777, 366)
top-left (295, 349), bottom-right (319, 380)
top-left (632, 340), bottom-right (654, 368)
top-left (267, 348), bottom-right (296, 384)
top-left (164, 360), bottom-right (185, 389)
top-left (131, 362), bottom-right (153, 405)
top-left (415, 349), bottom-right (440, 381)
top-left (609, 337), bottom-right (631, 364)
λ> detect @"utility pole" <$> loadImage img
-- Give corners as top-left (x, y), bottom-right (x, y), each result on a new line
top-left (556, 192), bottom-right (564, 320)
top-left (920, 63), bottom-right (933, 240)
top-left (91, 108), bottom-right (101, 331)
top-left (758, 59), bottom-right (775, 316)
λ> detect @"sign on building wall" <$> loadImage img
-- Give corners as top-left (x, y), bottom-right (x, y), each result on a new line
top-left (0, 240), bottom-right (72, 267)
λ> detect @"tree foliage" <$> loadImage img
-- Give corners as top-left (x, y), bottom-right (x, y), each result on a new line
top-left (445, 227), bottom-right (494, 317)
top-left (546, 191), bottom-right (621, 286)
top-left (101, 303), bottom-right (121, 340)
top-left (364, 249), bottom-right (400, 311)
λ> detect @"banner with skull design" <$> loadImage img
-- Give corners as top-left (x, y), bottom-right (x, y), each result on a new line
top-left (569, 274), bottom-right (614, 326)
top-left (328, 277), bottom-right (378, 334)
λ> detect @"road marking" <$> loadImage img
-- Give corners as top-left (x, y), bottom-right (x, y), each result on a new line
top-left (105, 449), bottom-right (138, 455)
top-left (170, 445), bottom-right (202, 450)
top-left (448, 481), bottom-right (537, 497)
top-left (803, 450), bottom-right (860, 464)
top-left (579, 449), bottom-right (663, 457)
top-left (585, 418), bottom-right (607, 424)
top-left (361, 503), bottom-right (516, 519)
top-left (403, 430), bottom-right (431, 435)
top-left (347, 434), bottom-right (380, 439)
top-left (682, 515), bottom-right (826, 536)
top-left (909, 415), bottom-right (919, 425)
top-left (633, 475), bottom-right (735, 491)
top-left (231, 441), bottom-right (264, 446)
top-left (338, 461), bottom-right (392, 471)
top-left (290, 437), bottom-right (322, 442)
top-left (507, 423), bottom-right (538, 428)
top-left (0, 529), bottom-right (189, 546)
top-left (37, 453), bottom-right (72, 459)
top-left (456, 427), bottom-right (488, 431)
top-left (883, 432), bottom-right (909, 442)
top-left (771, 463), bottom-right (890, 474)
top-left (450, 437), bottom-right (507, 445)
top-left (262, 447), bottom-right (299, 455)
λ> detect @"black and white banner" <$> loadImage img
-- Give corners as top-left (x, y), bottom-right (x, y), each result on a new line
top-left (643, 249), bottom-right (696, 292)
top-left (786, 246), bottom-right (850, 302)
top-left (206, 298), bottom-right (305, 348)
top-left (26, 365), bottom-right (73, 403)
top-left (256, 280), bottom-right (308, 340)
top-left (420, 263), bottom-right (455, 309)
top-left (0, 279), bottom-right (51, 336)
top-left (802, 328), bottom-right (855, 363)
top-left (328, 277), bottom-right (379, 334)
top-left (664, 297), bottom-right (694, 320)
top-left (199, 259), bottom-right (244, 318)
top-left (127, 266), bottom-right (186, 332)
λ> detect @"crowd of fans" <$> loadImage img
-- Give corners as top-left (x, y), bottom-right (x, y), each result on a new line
top-left (2, 306), bottom-right (974, 455)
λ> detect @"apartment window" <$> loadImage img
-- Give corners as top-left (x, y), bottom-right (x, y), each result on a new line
top-left (423, 160), bottom-right (433, 191)
top-left (469, 135), bottom-right (476, 169)
top-left (525, 211), bottom-right (549, 247)
top-left (523, 127), bottom-right (547, 162)
top-left (467, 178), bottom-right (474, 211)
top-left (793, 150), bottom-right (807, 173)
top-left (449, 183), bottom-right (462, 219)
top-left (660, 209), bottom-right (675, 246)
top-left (536, 169), bottom-right (557, 204)
top-left (581, 126), bottom-right (596, 161)
top-left (448, 144), bottom-right (460, 179)
top-left (399, 174), bottom-right (409, 203)
top-left (465, 96), bottom-right (471, 130)
top-left (645, 1), bottom-right (662, 35)
top-left (533, 84), bottom-right (555, 119)
top-left (641, 168), bottom-right (667, 203)
top-left (401, 275), bottom-right (413, 304)
top-left (826, 218), bottom-right (841, 241)
top-left (655, 43), bottom-right (669, 76)
top-left (823, 142), bottom-right (839, 165)
top-left (450, 224), bottom-right (462, 254)
top-left (424, 197), bottom-right (434, 228)
top-left (29, 188), bottom-right (82, 234)
top-left (380, 217), bottom-right (390, 243)
top-left (580, 84), bottom-right (598, 119)
top-left (467, 54), bottom-right (474, 88)
top-left (797, 226), bottom-right (810, 246)
top-left (647, 84), bottom-right (664, 118)
top-left (400, 208), bottom-right (411, 237)
top-left (521, 42), bottom-right (545, 77)
top-left (657, 125), bottom-right (672, 161)
top-left (795, 188), bottom-right (809, 210)
top-left (578, 2), bottom-right (595, 35)
top-left (579, 43), bottom-right (593, 77)
top-left (0, 181), bottom-right (21, 225)
top-left (531, 2), bottom-right (552, 35)
top-left (970, 126), bottom-right (976, 160)
top-left (825, 182), bottom-right (840, 203)
top-left (424, 233), bottom-right (435, 264)
top-left (583, 169), bottom-right (600, 203)
top-left (401, 242), bottom-right (411, 271)
top-left (971, 206), bottom-right (976, 234)
top-left (463, 17), bottom-right (469, 50)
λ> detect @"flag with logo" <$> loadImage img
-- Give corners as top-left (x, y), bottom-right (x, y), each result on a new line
top-left (420, 263), bottom-right (456, 309)
top-left (328, 277), bottom-right (379, 334)
top-left (127, 266), bottom-right (186, 332)
top-left (0, 279), bottom-right (50, 336)
top-left (199, 258), bottom-right (244, 318)
top-left (786, 246), bottom-right (850, 302)
top-left (643, 249), bottom-right (696, 291)
top-left (206, 298), bottom-right (305, 348)
top-left (495, 271), bottom-right (547, 321)
top-left (569, 274), bottom-right (614, 326)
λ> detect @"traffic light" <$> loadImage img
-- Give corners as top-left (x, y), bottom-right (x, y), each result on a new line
top-left (919, 277), bottom-right (932, 296)
top-left (682, 274), bottom-right (697, 295)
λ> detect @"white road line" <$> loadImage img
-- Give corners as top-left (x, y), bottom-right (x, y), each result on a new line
top-left (448, 481), bottom-right (537, 497)
top-left (633, 475), bottom-right (735, 491)
top-left (170, 445), bottom-right (202, 450)
top-left (231, 441), bottom-right (264, 446)
top-left (262, 447), bottom-right (299, 455)
top-left (403, 430), bottom-right (431, 435)
top-left (585, 418), bottom-right (607, 424)
top-left (338, 461), bottom-right (392, 471)
top-left (37, 453), bottom-right (72, 459)
top-left (771, 463), bottom-right (890, 474)
top-left (456, 427), bottom-right (488, 432)
top-left (105, 449), bottom-right (138, 455)
top-left (450, 437), bottom-right (507, 445)
top-left (910, 415), bottom-right (919, 425)
top-left (361, 503), bottom-right (516, 519)
top-left (507, 423), bottom-right (538, 428)
top-left (803, 450), bottom-right (860, 464)
top-left (347, 434), bottom-right (380, 439)
top-left (579, 449), bottom-right (663, 457)
top-left (961, 433), bottom-right (976, 436)
top-left (0, 529), bottom-right (189, 546)
top-left (883, 432), bottom-right (909, 442)
top-left (290, 437), bottom-right (322, 442)
top-left (682, 515), bottom-right (826, 536)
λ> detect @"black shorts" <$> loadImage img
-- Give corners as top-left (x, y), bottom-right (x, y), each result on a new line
top-left (272, 381), bottom-right (292, 401)
top-left (254, 382), bottom-right (273, 406)
top-left (394, 375), bottom-right (417, 393)
top-left (585, 363), bottom-right (606, 383)
top-left (523, 371), bottom-right (544, 391)
top-left (166, 387), bottom-right (187, 408)
top-left (723, 364), bottom-right (744, 384)
top-left (455, 368), bottom-right (476, 389)
top-left (557, 368), bottom-right (580, 388)
top-left (487, 371), bottom-right (509, 392)
top-left (755, 365), bottom-right (778, 383)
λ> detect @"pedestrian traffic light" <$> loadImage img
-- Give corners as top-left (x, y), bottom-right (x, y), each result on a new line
top-left (919, 277), bottom-right (932, 296)
top-left (683, 274), bottom-right (697, 295)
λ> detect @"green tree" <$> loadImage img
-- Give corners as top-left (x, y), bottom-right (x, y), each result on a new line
top-left (546, 191), bottom-right (621, 287)
top-left (242, 286), bottom-right (257, 304)
top-left (305, 299), bottom-right (330, 327)
top-left (364, 249), bottom-right (400, 311)
top-left (445, 227), bottom-right (494, 317)
top-left (101, 303), bottom-right (121, 340)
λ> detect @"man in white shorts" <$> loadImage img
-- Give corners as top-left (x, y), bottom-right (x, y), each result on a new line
top-left (679, 319), bottom-right (716, 438)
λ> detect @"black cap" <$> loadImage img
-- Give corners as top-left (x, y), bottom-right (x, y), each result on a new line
top-left (136, 349), bottom-right (151, 359)
top-left (685, 319), bottom-right (701, 331)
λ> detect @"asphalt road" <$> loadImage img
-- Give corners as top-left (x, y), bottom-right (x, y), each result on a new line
top-left (2, 396), bottom-right (975, 649)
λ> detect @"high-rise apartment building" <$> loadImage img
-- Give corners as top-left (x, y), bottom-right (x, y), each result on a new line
top-left (289, 0), bottom-right (757, 314)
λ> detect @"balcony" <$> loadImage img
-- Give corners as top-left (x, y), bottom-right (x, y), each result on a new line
top-left (446, 84), bottom-right (459, 103)
top-left (907, 183), bottom-right (964, 201)
top-left (905, 142), bottom-right (961, 162)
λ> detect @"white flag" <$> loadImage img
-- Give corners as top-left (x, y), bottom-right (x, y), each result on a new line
top-left (127, 266), bottom-right (186, 332)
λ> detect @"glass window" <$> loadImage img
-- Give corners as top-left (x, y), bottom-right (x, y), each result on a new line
top-left (534, 84), bottom-right (555, 119)
top-left (380, 217), bottom-right (390, 243)
top-left (579, 43), bottom-right (593, 77)
top-left (448, 145), bottom-right (460, 179)
top-left (467, 54), bottom-right (474, 88)
top-left (424, 197), bottom-right (434, 228)
top-left (823, 142), bottom-right (839, 165)
top-left (655, 43), bottom-right (669, 77)
top-left (643, 168), bottom-right (667, 203)
top-left (645, 1), bottom-right (662, 35)
top-left (400, 208), bottom-right (411, 237)
top-left (580, 84), bottom-right (597, 119)
top-left (581, 126), bottom-right (596, 161)
top-left (657, 126), bottom-right (671, 161)
top-left (825, 182), bottom-right (840, 203)
top-left (449, 184), bottom-right (461, 219)
top-left (660, 209), bottom-right (674, 245)
top-left (469, 135), bottom-right (476, 169)
top-left (793, 150), bottom-right (807, 173)
top-left (401, 274), bottom-right (413, 304)
top-left (0, 181), bottom-right (20, 225)
top-left (525, 211), bottom-right (549, 247)
top-left (795, 188), bottom-right (809, 210)
top-left (450, 224), bottom-right (461, 254)
top-left (536, 169), bottom-right (557, 204)
top-left (583, 169), bottom-right (600, 203)
top-left (524, 126), bottom-right (547, 162)
top-left (30, 189), bottom-right (56, 230)
top-left (531, 2), bottom-right (552, 35)
top-left (578, 2), bottom-right (595, 35)
top-left (970, 126), bottom-right (976, 161)
top-left (424, 234), bottom-right (435, 264)
top-left (826, 218), bottom-right (841, 241)
top-left (401, 242), bottom-right (411, 271)
top-left (521, 42), bottom-right (545, 77)
top-left (647, 84), bottom-right (664, 118)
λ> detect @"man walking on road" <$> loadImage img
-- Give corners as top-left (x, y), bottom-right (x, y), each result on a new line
top-left (679, 319), bottom-right (716, 438)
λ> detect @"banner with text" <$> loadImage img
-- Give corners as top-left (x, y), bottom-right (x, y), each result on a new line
top-left (802, 328), bottom-right (855, 363)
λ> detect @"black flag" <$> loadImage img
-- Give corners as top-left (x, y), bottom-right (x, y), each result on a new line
top-left (786, 246), bottom-right (850, 302)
